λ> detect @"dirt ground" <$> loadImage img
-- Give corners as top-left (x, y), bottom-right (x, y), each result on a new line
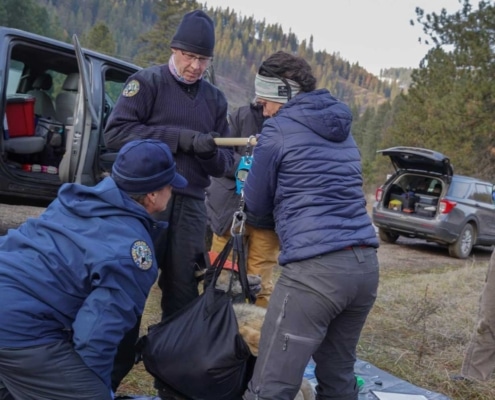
top-left (0, 203), bottom-right (45, 235)
top-left (376, 236), bottom-right (492, 272)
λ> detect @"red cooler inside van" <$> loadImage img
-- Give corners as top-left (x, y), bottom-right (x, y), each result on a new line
top-left (5, 94), bottom-right (36, 138)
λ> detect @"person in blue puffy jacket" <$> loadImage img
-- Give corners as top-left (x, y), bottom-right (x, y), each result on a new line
top-left (0, 139), bottom-right (187, 400)
top-left (242, 51), bottom-right (380, 400)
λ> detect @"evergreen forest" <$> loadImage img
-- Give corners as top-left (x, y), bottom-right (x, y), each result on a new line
top-left (1, 0), bottom-right (495, 187)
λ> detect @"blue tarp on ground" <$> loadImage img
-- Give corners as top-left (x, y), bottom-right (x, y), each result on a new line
top-left (304, 358), bottom-right (451, 400)
top-left (116, 358), bottom-right (451, 400)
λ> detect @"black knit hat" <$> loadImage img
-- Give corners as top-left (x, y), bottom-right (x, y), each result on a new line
top-left (170, 10), bottom-right (215, 57)
top-left (112, 139), bottom-right (187, 194)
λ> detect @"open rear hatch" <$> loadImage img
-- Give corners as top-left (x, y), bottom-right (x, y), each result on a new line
top-left (378, 146), bottom-right (453, 177)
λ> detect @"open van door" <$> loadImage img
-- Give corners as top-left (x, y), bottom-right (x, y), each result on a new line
top-left (58, 35), bottom-right (100, 183)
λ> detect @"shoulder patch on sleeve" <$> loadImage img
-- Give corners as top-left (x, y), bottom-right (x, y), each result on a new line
top-left (123, 79), bottom-right (140, 97)
top-left (131, 240), bottom-right (153, 270)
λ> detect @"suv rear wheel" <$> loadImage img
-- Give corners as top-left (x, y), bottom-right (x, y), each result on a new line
top-left (448, 224), bottom-right (474, 259)
top-left (379, 228), bottom-right (399, 243)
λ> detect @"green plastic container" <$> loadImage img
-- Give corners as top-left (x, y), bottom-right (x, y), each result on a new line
top-left (356, 374), bottom-right (365, 390)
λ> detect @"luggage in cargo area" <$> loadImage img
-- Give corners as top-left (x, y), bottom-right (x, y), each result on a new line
top-left (417, 194), bottom-right (438, 206)
top-left (400, 192), bottom-right (419, 213)
top-left (388, 199), bottom-right (402, 211)
top-left (388, 192), bottom-right (419, 213)
top-left (415, 202), bottom-right (437, 217)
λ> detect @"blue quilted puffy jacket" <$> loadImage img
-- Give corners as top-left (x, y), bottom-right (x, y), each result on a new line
top-left (243, 89), bottom-right (378, 265)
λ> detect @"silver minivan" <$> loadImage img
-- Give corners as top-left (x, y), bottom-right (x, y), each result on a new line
top-left (0, 26), bottom-right (141, 204)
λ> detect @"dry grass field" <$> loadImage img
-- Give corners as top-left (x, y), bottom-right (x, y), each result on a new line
top-left (117, 240), bottom-right (495, 400)
top-left (359, 244), bottom-right (492, 400)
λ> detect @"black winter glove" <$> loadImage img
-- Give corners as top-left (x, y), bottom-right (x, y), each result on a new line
top-left (193, 132), bottom-right (219, 159)
top-left (178, 130), bottom-right (196, 153)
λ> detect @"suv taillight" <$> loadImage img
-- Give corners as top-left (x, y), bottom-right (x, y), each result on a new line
top-left (439, 199), bottom-right (456, 214)
top-left (375, 187), bottom-right (383, 202)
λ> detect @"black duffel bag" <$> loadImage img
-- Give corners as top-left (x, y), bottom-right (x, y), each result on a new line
top-left (138, 235), bottom-right (255, 400)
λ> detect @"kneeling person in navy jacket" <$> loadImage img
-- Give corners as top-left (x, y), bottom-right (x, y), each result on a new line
top-left (0, 139), bottom-right (187, 400)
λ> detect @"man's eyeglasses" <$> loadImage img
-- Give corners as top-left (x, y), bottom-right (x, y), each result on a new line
top-left (179, 50), bottom-right (212, 67)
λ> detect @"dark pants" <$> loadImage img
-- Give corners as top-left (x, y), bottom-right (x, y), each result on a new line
top-left (243, 246), bottom-right (379, 400)
top-left (0, 341), bottom-right (110, 400)
top-left (111, 194), bottom-right (207, 392)
top-left (153, 194), bottom-right (207, 395)
top-left (111, 316), bottom-right (142, 392)
top-left (154, 193), bottom-right (207, 319)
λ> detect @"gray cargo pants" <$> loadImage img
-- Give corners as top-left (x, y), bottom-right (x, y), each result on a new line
top-left (243, 246), bottom-right (379, 400)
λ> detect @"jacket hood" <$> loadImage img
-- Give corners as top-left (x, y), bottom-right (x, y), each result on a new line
top-left (57, 177), bottom-right (163, 232)
top-left (277, 89), bottom-right (353, 143)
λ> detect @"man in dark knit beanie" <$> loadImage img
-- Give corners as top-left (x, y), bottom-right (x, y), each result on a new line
top-left (170, 9), bottom-right (215, 57)
top-left (103, 9), bottom-right (234, 397)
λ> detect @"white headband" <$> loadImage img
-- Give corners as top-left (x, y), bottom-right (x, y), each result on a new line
top-left (254, 74), bottom-right (300, 104)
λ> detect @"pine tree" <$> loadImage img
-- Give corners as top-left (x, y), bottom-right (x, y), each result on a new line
top-left (385, 0), bottom-right (495, 178)
top-left (133, 0), bottom-right (199, 67)
top-left (81, 22), bottom-right (116, 55)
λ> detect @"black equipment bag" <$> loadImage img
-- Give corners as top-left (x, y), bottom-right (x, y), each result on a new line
top-left (139, 235), bottom-right (255, 400)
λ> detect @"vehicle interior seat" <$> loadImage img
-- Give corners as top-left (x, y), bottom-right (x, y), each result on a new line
top-left (55, 72), bottom-right (79, 125)
top-left (27, 73), bottom-right (57, 120)
top-left (4, 135), bottom-right (46, 155)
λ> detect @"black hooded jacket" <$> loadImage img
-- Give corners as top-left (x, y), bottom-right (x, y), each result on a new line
top-left (205, 103), bottom-right (275, 235)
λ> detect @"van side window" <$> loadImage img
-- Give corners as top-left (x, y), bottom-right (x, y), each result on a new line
top-left (105, 79), bottom-right (124, 105)
top-left (7, 60), bottom-right (24, 95)
top-left (103, 68), bottom-right (132, 129)
top-left (448, 181), bottom-right (470, 198)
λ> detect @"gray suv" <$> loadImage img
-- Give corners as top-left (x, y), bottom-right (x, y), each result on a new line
top-left (372, 146), bottom-right (495, 259)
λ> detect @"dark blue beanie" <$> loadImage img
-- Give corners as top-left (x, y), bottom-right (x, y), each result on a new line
top-left (112, 139), bottom-right (187, 194)
top-left (170, 10), bottom-right (215, 57)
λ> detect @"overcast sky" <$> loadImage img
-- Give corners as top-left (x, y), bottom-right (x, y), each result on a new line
top-left (204, 0), bottom-right (463, 75)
